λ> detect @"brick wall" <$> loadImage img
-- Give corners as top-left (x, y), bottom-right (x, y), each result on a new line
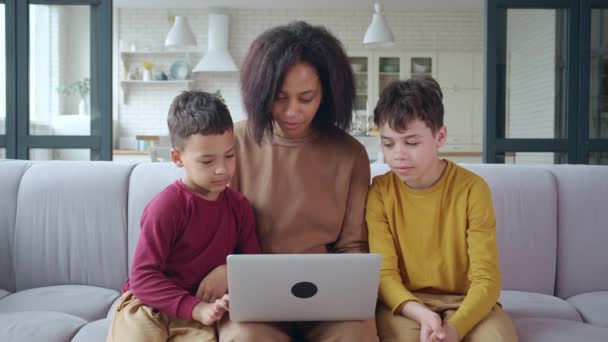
top-left (116, 8), bottom-right (483, 148)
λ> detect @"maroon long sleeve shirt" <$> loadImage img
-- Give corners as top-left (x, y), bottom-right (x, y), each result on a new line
top-left (123, 180), bottom-right (260, 320)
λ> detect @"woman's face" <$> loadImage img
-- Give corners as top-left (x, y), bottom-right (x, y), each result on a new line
top-left (271, 62), bottom-right (323, 139)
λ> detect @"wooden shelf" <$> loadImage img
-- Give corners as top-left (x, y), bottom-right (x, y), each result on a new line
top-left (120, 50), bottom-right (199, 56)
top-left (121, 80), bottom-right (194, 85)
top-left (119, 80), bottom-right (195, 104)
top-left (439, 151), bottom-right (482, 157)
top-left (113, 149), bottom-right (147, 156)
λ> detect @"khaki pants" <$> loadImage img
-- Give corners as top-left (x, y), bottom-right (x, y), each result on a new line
top-left (106, 291), bottom-right (216, 342)
top-left (377, 293), bottom-right (518, 342)
top-left (218, 315), bottom-right (379, 342)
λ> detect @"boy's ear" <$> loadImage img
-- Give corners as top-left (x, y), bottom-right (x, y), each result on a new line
top-left (171, 148), bottom-right (184, 167)
top-left (435, 126), bottom-right (447, 148)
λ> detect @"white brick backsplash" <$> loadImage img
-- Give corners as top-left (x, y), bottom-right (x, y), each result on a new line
top-left (117, 8), bottom-right (482, 148)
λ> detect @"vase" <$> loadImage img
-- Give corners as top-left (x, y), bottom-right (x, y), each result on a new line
top-left (78, 97), bottom-right (89, 116)
top-left (143, 69), bottom-right (152, 81)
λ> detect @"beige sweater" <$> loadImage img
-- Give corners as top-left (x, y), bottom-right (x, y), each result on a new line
top-left (231, 121), bottom-right (371, 254)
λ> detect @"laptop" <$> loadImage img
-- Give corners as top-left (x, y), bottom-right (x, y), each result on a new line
top-left (226, 253), bottom-right (382, 322)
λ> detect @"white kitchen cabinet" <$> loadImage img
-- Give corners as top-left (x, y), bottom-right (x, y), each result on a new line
top-left (443, 90), bottom-right (474, 145)
top-left (348, 51), bottom-right (437, 132)
top-left (402, 52), bottom-right (438, 80)
top-left (472, 90), bottom-right (484, 145)
top-left (347, 50), bottom-right (483, 153)
top-left (436, 52), bottom-right (484, 152)
top-left (375, 55), bottom-right (403, 99)
top-left (473, 52), bottom-right (484, 90)
top-left (437, 52), bottom-right (474, 90)
top-left (349, 54), bottom-right (372, 114)
top-left (372, 52), bottom-right (438, 106)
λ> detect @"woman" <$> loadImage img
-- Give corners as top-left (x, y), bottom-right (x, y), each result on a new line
top-left (220, 21), bottom-right (377, 342)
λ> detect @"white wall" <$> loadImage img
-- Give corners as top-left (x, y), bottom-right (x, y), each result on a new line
top-left (116, 8), bottom-right (482, 148)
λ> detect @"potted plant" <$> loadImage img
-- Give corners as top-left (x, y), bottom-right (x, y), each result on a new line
top-left (57, 77), bottom-right (90, 116)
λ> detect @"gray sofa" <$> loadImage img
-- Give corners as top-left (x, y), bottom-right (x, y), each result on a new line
top-left (0, 160), bottom-right (607, 341)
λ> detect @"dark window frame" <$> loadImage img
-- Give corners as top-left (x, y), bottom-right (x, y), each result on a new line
top-left (1, 0), bottom-right (112, 160)
top-left (485, 0), bottom-right (608, 164)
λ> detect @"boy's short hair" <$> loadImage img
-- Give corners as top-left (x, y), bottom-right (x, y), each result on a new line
top-left (167, 91), bottom-right (233, 150)
top-left (373, 76), bottom-right (444, 134)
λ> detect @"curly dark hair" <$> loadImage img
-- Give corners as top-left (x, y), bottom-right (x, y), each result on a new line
top-left (240, 21), bottom-right (355, 143)
top-left (167, 91), bottom-right (233, 150)
top-left (374, 76), bottom-right (444, 134)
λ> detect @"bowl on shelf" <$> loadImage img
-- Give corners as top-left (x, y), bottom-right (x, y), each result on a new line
top-left (170, 60), bottom-right (190, 80)
top-left (351, 63), bottom-right (364, 72)
top-left (412, 63), bottom-right (428, 74)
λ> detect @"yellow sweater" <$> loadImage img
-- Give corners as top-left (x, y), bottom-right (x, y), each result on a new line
top-left (366, 161), bottom-right (501, 338)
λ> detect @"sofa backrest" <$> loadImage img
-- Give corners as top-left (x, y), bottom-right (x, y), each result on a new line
top-left (127, 163), bottom-right (184, 274)
top-left (0, 161), bottom-right (31, 292)
top-left (371, 163), bottom-right (558, 295)
top-left (12, 161), bottom-right (134, 292)
top-left (544, 165), bottom-right (608, 299)
top-left (2, 160), bottom-right (604, 299)
top-left (462, 165), bottom-right (558, 295)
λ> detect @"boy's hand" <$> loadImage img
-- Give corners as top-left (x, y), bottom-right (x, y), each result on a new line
top-left (400, 301), bottom-right (444, 342)
top-left (192, 294), bottom-right (230, 325)
top-left (419, 312), bottom-right (445, 342)
top-left (428, 321), bottom-right (460, 342)
top-left (433, 322), bottom-right (459, 342)
top-left (196, 264), bottom-right (227, 303)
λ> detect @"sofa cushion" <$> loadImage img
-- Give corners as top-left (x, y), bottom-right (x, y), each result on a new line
top-left (543, 165), bottom-right (608, 299)
top-left (106, 295), bottom-right (122, 319)
top-left (567, 292), bottom-right (608, 327)
top-left (514, 317), bottom-right (608, 341)
top-left (0, 311), bottom-right (86, 342)
top-left (72, 318), bottom-right (111, 342)
top-left (499, 290), bottom-right (581, 321)
top-left (0, 285), bottom-right (120, 322)
top-left (0, 161), bottom-right (31, 293)
top-left (462, 165), bottom-right (558, 295)
top-left (128, 162), bottom-right (184, 272)
top-left (14, 162), bottom-right (135, 292)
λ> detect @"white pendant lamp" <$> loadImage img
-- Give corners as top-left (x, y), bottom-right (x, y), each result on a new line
top-left (363, 3), bottom-right (395, 46)
top-left (165, 16), bottom-right (197, 48)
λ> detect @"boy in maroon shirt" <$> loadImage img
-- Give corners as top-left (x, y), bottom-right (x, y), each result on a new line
top-left (107, 91), bottom-right (261, 342)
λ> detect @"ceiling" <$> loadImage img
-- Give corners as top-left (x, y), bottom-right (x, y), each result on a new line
top-left (115, 0), bottom-right (483, 11)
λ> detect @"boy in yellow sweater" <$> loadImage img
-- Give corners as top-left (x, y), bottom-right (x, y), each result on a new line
top-left (366, 77), bottom-right (517, 342)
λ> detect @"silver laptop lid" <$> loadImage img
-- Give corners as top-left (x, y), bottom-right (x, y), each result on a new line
top-left (227, 253), bottom-right (381, 322)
